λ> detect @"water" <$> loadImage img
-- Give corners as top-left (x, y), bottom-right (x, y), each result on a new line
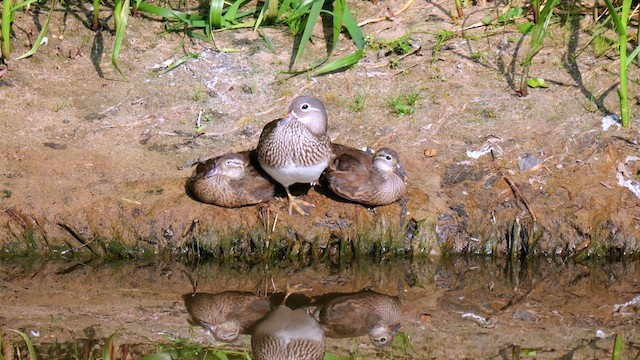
top-left (1, 257), bottom-right (638, 359)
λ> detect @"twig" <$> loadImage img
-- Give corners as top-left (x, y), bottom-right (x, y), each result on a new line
top-left (503, 176), bottom-right (537, 222)
top-left (57, 222), bottom-right (97, 256)
top-left (358, 0), bottom-right (415, 27)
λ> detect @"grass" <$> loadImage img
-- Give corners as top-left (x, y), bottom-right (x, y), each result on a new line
top-left (387, 90), bottom-right (420, 117)
top-left (431, 30), bottom-right (454, 64)
top-left (518, 0), bottom-right (559, 96)
top-left (350, 95), bottom-right (366, 113)
top-left (602, 0), bottom-right (640, 127)
top-left (1, 0), bottom-right (365, 77)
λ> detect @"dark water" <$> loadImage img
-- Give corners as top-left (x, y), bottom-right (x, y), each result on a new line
top-left (1, 257), bottom-right (639, 359)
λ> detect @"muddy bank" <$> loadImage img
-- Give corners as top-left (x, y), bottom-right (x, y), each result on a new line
top-left (1, 0), bottom-right (640, 257)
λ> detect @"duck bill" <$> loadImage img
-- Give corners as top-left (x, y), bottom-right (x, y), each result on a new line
top-left (390, 322), bottom-right (402, 334)
top-left (395, 164), bottom-right (408, 180)
top-left (205, 167), bottom-right (220, 178)
top-left (279, 111), bottom-right (297, 125)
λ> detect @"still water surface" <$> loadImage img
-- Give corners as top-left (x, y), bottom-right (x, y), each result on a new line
top-left (1, 257), bottom-right (638, 359)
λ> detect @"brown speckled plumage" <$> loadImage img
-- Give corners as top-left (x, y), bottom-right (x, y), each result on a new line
top-left (183, 291), bottom-right (273, 342)
top-left (313, 290), bottom-right (402, 347)
top-left (323, 144), bottom-right (407, 206)
top-left (256, 96), bottom-right (332, 215)
top-left (187, 150), bottom-right (276, 208)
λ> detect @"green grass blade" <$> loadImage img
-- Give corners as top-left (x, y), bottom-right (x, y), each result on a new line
top-left (164, 52), bottom-right (200, 72)
top-left (612, 332), bottom-right (623, 360)
top-left (136, 2), bottom-right (206, 24)
top-left (313, 49), bottom-right (363, 75)
top-left (1, 0), bottom-right (13, 59)
top-left (209, 0), bottom-right (224, 32)
top-left (265, 0), bottom-right (278, 23)
top-left (253, 5), bottom-right (267, 32)
top-left (603, 0), bottom-right (624, 36)
top-left (223, 0), bottom-right (249, 23)
top-left (10, 329), bottom-right (37, 360)
top-left (342, 2), bottom-right (364, 50)
top-left (11, 0), bottom-right (39, 12)
top-left (330, 0), bottom-right (344, 54)
top-left (259, 28), bottom-right (275, 51)
top-left (16, 0), bottom-right (56, 60)
top-left (92, 0), bottom-right (100, 30)
top-left (112, 0), bottom-right (130, 79)
top-left (278, 0), bottom-right (293, 18)
top-left (627, 45), bottom-right (640, 65)
top-left (292, 0), bottom-right (323, 67)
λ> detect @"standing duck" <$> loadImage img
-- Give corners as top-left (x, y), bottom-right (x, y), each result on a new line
top-left (257, 96), bottom-right (332, 215)
top-left (313, 290), bottom-right (402, 347)
top-left (187, 150), bottom-right (276, 208)
top-left (251, 284), bottom-right (326, 360)
top-left (183, 291), bottom-right (274, 342)
top-left (323, 144), bottom-right (407, 206)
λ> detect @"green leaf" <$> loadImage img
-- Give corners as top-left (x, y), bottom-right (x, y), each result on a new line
top-left (259, 29), bottom-right (275, 52)
top-left (111, 0), bottom-right (130, 79)
top-left (313, 49), bottom-right (363, 75)
top-left (10, 329), bottom-right (37, 360)
top-left (342, 3), bottom-right (364, 50)
top-left (517, 22), bottom-right (534, 34)
top-left (16, 0), bottom-right (56, 60)
top-left (497, 7), bottom-right (522, 24)
top-left (331, 0), bottom-right (345, 54)
top-left (209, 0), bottom-right (225, 31)
top-left (292, 0), bottom-right (323, 67)
top-left (527, 77), bottom-right (549, 88)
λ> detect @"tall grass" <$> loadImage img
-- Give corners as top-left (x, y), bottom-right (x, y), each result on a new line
top-left (127, 0), bottom-right (364, 76)
top-left (1, 0), bottom-right (363, 77)
top-left (518, 0), bottom-right (559, 96)
top-left (602, 0), bottom-right (640, 127)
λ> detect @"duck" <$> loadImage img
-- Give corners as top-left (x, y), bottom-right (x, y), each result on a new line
top-left (183, 291), bottom-right (274, 342)
top-left (251, 284), bottom-right (326, 360)
top-left (257, 96), bottom-right (332, 216)
top-left (322, 144), bottom-right (407, 206)
top-left (313, 289), bottom-right (402, 347)
top-left (187, 150), bottom-right (276, 208)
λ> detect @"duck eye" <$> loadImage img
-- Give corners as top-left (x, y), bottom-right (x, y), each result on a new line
top-left (301, 103), bottom-right (309, 110)
top-left (386, 155), bottom-right (392, 161)
top-left (380, 337), bottom-right (387, 344)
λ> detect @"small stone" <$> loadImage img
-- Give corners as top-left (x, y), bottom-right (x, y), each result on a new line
top-left (517, 154), bottom-right (541, 171)
top-left (44, 142), bottom-right (67, 150)
top-left (424, 148), bottom-right (438, 157)
top-left (419, 313), bottom-right (433, 323)
top-left (512, 309), bottom-right (537, 321)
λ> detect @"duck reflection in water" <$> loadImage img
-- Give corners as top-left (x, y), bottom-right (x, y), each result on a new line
top-left (183, 291), bottom-right (274, 342)
top-left (313, 289), bottom-right (402, 348)
top-left (251, 284), bottom-right (326, 360)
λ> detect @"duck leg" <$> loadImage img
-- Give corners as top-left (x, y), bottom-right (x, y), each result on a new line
top-left (286, 187), bottom-right (315, 216)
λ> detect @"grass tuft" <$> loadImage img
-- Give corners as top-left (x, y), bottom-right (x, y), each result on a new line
top-left (387, 90), bottom-right (420, 117)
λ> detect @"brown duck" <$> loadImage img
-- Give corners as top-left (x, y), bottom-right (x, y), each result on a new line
top-left (251, 284), bottom-right (326, 360)
top-left (323, 144), bottom-right (407, 206)
top-left (257, 96), bottom-right (332, 216)
top-left (313, 290), bottom-right (402, 347)
top-left (187, 150), bottom-right (276, 207)
top-left (183, 291), bottom-right (274, 342)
